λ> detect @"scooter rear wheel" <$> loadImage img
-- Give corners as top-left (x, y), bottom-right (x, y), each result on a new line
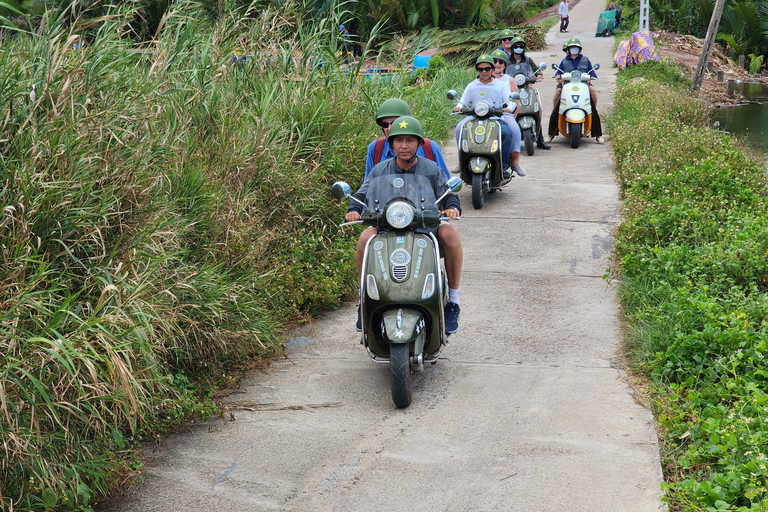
top-left (472, 173), bottom-right (485, 209)
top-left (390, 344), bottom-right (413, 408)
top-left (568, 122), bottom-right (581, 148)
top-left (523, 128), bottom-right (534, 156)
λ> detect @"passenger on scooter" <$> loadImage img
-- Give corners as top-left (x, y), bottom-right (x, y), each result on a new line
top-left (490, 50), bottom-right (527, 176)
top-left (453, 55), bottom-right (519, 179)
top-left (498, 28), bottom-right (516, 59)
top-left (545, 38), bottom-right (604, 144)
top-left (346, 116), bottom-right (464, 334)
top-left (506, 36), bottom-right (551, 150)
top-left (365, 98), bottom-right (451, 179)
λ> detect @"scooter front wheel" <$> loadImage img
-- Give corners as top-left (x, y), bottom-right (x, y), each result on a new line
top-left (472, 173), bottom-right (485, 209)
top-left (390, 343), bottom-right (413, 408)
top-left (568, 122), bottom-right (581, 148)
top-left (523, 128), bottom-right (534, 156)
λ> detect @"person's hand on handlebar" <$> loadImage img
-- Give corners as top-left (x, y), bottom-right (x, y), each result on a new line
top-left (345, 211), bottom-right (361, 222)
top-left (453, 107), bottom-right (462, 113)
top-left (441, 208), bottom-right (460, 220)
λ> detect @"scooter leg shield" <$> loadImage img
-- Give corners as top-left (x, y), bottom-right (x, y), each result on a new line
top-left (518, 116), bottom-right (534, 130)
top-left (381, 308), bottom-right (425, 345)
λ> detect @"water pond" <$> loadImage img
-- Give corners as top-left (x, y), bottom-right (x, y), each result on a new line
top-left (713, 82), bottom-right (768, 160)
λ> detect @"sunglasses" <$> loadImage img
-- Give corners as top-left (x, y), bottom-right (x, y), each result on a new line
top-left (501, 38), bottom-right (512, 42)
top-left (476, 66), bottom-right (493, 72)
top-left (493, 59), bottom-right (506, 64)
top-left (378, 120), bottom-right (394, 128)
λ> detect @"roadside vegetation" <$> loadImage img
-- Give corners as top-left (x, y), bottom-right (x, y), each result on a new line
top-left (0, 2), bottom-right (485, 511)
top-left (608, 60), bottom-right (768, 511)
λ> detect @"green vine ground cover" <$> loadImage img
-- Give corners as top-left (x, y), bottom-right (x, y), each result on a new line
top-left (608, 61), bottom-right (768, 511)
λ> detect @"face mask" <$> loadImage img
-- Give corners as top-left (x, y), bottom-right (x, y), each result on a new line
top-left (569, 47), bottom-right (580, 56)
top-left (513, 48), bottom-right (524, 54)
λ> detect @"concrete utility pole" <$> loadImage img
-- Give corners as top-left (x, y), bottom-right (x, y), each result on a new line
top-left (691, 0), bottom-right (727, 91)
top-left (639, 0), bottom-right (649, 31)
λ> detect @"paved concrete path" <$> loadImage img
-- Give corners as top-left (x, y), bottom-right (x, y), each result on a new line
top-left (97, 2), bottom-right (668, 511)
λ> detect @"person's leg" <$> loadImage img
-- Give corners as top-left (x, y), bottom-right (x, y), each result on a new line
top-left (560, 16), bottom-right (566, 32)
top-left (502, 114), bottom-right (521, 153)
top-left (563, 15), bottom-right (569, 31)
top-left (547, 87), bottom-right (563, 138)
top-left (499, 122), bottom-right (513, 170)
top-left (535, 92), bottom-right (550, 148)
top-left (355, 227), bottom-right (377, 278)
top-left (589, 84), bottom-right (603, 139)
top-left (438, 223), bottom-right (462, 333)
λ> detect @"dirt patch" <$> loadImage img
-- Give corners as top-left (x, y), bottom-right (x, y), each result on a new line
top-left (653, 31), bottom-right (768, 106)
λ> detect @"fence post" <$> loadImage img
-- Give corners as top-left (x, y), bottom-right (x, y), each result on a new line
top-left (727, 79), bottom-right (735, 97)
top-left (739, 55), bottom-right (745, 68)
top-left (716, 70), bottom-right (724, 81)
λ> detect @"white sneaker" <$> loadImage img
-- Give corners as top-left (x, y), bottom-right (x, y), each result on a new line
top-left (596, 136), bottom-right (605, 144)
top-left (544, 135), bottom-right (554, 144)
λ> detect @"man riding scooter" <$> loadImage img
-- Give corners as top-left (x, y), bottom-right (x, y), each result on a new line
top-left (454, 55), bottom-right (523, 178)
top-left (345, 116), bottom-right (464, 334)
top-left (545, 38), bottom-right (604, 145)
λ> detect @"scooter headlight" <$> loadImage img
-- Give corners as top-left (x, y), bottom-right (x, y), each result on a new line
top-left (571, 70), bottom-right (582, 81)
top-left (386, 201), bottom-right (415, 229)
top-left (473, 101), bottom-right (490, 117)
top-left (514, 74), bottom-right (526, 86)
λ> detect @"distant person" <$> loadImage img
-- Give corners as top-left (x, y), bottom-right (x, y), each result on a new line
top-left (366, 98), bottom-right (450, 179)
top-left (608, 2), bottom-right (622, 25)
top-left (339, 24), bottom-right (351, 59)
top-left (559, 0), bottom-right (570, 32)
top-left (498, 28), bottom-right (516, 60)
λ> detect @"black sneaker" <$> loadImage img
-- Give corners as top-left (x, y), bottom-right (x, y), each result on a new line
top-left (537, 139), bottom-right (551, 150)
top-left (444, 302), bottom-right (460, 334)
top-left (356, 305), bottom-right (362, 332)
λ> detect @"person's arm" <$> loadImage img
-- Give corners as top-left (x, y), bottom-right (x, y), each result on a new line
top-left (429, 142), bottom-right (451, 179)
top-left (364, 140), bottom-right (376, 179)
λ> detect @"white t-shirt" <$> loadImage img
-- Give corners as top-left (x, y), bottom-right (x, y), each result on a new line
top-left (559, 1), bottom-right (569, 17)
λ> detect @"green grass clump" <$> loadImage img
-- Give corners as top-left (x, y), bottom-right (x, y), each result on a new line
top-left (0, 2), bottom-right (464, 510)
top-left (609, 63), bottom-right (768, 510)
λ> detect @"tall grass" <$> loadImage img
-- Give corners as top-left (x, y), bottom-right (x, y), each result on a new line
top-left (0, 1), bottom-right (465, 509)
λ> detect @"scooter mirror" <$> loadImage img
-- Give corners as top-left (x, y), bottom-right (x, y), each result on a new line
top-left (593, 63), bottom-right (601, 70)
top-left (538, 62), bottom-right (547, 70)
top-left (551, 63), bottom-right (557, 70)
top-left (447, 89), bottom-right (458, 100)
top-left (509, 92), bottom-right (521, 101)
top-left (331, 181), bottom-right (352, 201)
top-left (446, 176), bottom-right (463, 193)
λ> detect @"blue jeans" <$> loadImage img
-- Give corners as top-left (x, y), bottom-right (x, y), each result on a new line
top-left (499, 121), bottom-right (513, 169)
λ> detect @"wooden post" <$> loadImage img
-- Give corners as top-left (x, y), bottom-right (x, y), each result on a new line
top-left (727, 79), bottom-right (735, 97)
top-left (738, 55), bottom-right (745, 68)
top-left (707, 61), bottom-right (714, 72)
top-left (692, 0), bottom-right (727, 91)
top-left (717, 70), bottom-right (724, 81)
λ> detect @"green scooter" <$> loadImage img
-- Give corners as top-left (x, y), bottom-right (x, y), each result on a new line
top-left (448, 89), bottom-right (520, 209)
top-left (332, 175), bottom-right (462, 408)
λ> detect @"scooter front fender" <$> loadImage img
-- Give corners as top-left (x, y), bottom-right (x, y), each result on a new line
top-left (565, 109), bottom-right (586, 123)
top-left (381, 307), bottom-right (425, 346)
top-left (518, 115), bottom-right (535, 130)
top-left (468, 156), bottom-right (492, 174)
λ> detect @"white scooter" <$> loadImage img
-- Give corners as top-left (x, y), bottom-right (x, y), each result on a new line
top-left (551, 62), bottom-right (600, 148)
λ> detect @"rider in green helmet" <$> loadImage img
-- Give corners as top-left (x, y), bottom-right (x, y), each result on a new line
top-left (505, 35), bottom-right (550, 149)
top-left (347, 114), bottom-right (464, 333)
top-left (546, 37), bottom-right (604, 144)
top-left (366, 99), bottom-right (450, 179)
top-left (498, 28), bottom-right (516, 58)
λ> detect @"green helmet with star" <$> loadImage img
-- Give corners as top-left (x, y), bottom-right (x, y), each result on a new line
top-left (563, 37), bottom-right (582, 52)
top-left (387, 116), bottom-right (424, 145)
top-left (376, 98), bottom-right (411, 123)
top-left (490, 49), bottom-right (509, 64)
top-left (510, 36), bottom-right (526, 49)
top-left (475, 54), bottom-right (495, 68)
top-left (499, 29), bottom-right (515, 40)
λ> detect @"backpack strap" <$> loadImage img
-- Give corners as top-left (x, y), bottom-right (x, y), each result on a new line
top-left (373, 137), bottom-right (386, 165)
top-left (423, 138), bottom-right (434, 161)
